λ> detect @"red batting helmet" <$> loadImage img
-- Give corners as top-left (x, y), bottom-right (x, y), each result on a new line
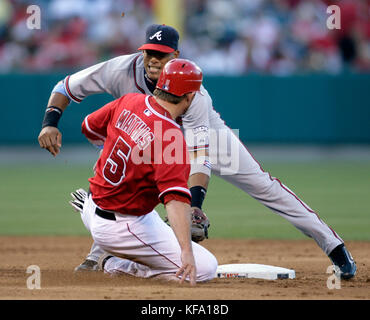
top-left (156, 59), bottom-right (203, 97)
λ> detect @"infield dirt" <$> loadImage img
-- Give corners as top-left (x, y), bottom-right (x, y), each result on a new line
top-left (0, 236), bottom-right (369, 300)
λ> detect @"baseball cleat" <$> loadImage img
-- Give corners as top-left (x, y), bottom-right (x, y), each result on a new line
top-left (328, 244), bottom-right (357, 280)
top-left (74, 259), bottom-right (99, 272)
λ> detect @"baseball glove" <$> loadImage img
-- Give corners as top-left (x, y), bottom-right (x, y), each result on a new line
top-left (191, 207), bottom-right (210, 242)
top-left (164, 207), bottom-right (210, 243)
top-left (69, 188), bottom-right (88, 213)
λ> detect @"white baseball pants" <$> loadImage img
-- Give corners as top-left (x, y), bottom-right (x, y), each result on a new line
top-left (81, 194), bottom-right (217, 282)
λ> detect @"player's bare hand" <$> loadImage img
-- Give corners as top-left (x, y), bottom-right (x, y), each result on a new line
top-left (38, 126), bottom-right (62, 157)
top-left (176, 250), bottom-right (196, 286)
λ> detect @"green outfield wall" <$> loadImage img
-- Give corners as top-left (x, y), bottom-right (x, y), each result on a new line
top-left (1, 73), bottom-right (369, 144)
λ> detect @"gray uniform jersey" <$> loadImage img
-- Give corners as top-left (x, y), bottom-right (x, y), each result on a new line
top-left (64, 53), bottom-right (222, 153)
top-left (64, 52), bottom-right (343, 261)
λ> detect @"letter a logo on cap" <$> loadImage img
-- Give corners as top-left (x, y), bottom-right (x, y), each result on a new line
top-left (149, 31), bottom-right (162, 41)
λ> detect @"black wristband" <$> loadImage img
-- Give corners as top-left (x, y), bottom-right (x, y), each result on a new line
top-left (190, 186), bottom-right (207, 209)
top-left (42, 106), bottom-right (63, 128)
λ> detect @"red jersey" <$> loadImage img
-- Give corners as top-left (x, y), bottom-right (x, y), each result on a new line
top-left (81, 93), bottom-right (191, 216)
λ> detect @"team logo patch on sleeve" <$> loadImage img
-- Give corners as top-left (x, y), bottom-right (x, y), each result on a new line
top-left (203, 159), bottom-right (212, 170)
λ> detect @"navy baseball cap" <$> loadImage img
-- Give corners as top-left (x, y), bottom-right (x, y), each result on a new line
top-left (138, 24), bottom-right (179, 53)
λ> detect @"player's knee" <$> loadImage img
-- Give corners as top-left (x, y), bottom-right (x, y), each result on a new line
top-left (196, 251), bottom-right (218, 282)
top-left (252, 172), bottom-right (281, 196)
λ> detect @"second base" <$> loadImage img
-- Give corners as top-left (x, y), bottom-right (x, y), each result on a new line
top-left (216, 263), bottom-right (296, 280)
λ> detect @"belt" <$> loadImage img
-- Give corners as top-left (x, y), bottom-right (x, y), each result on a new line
top-left (89, 188), bottom-right (117, 221)
top-left (95, 207), bottom-right (116, 221)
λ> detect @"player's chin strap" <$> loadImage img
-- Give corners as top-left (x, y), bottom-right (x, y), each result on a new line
top-left (69, 188), bottom-right (88, 213)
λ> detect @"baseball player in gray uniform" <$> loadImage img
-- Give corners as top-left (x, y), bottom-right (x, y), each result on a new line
top-left (38, 24), bottom-right (356, 279)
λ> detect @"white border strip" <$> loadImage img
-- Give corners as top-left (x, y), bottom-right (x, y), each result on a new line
top-left (158, 186), bottom-right (191, 199)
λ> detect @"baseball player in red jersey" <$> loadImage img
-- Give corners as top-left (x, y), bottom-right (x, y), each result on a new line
top-left (78, 59), bottom-right (217, 284)
top-left (39, 24), bottom-right (356, 280)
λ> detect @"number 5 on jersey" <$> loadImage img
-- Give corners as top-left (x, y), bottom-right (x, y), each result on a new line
top-left (103, 137), bottom-right (131, 186)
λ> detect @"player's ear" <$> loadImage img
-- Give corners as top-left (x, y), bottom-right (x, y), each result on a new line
top-left (173, 50), bottom-right (180, 58)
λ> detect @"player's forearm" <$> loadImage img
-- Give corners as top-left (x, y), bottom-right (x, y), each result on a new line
top-left (47, 92), bottom-right (70, 111)
top-left (38, 84), bottom-right (71, 156)
top-left (188, 172), bottom-right (209, 189)
top-left (189, 149), bottom-right (211, 189)
top-left (188, 149), bottom-right (210, 208)
top-left (166, 200), bottom-right (193, 252)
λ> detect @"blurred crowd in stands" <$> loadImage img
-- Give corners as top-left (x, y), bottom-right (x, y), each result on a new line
top-left (0, 0), bottom-right (369, 74)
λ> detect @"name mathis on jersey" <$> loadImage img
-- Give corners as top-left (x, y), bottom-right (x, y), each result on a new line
top-left (116, 109), bottom-right (154, 150)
